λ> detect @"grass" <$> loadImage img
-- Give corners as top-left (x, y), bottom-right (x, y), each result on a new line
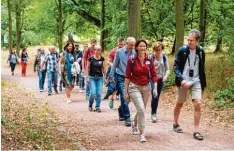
top-left (1, 80), bottom-right (79, 150)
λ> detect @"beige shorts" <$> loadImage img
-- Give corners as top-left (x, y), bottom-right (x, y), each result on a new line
top-left (176, 82), bottom-right (202, 103)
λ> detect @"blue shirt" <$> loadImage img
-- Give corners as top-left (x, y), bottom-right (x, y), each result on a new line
top-left (44, 52), bottom-right (59, 72)
top-left (109, 46), bottom-right (135, 77)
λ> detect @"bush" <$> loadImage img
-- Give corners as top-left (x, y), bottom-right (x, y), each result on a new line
top-left (214, 77), bottom-right (234, 108)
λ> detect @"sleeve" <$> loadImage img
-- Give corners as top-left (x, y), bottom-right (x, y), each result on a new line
top-left (150, 59), bottom-right (158, 83)
top-left (109, 50), bottom-right (120, 78)
top-left (44, 54), bottom-right (48, 63)
top-left (173, 49), bottom-right (184, 83)
top-left (164, 55), bottom-right (170, 78)
top-left (108, 49), bottom-right (115, 61)
top-left (83, 50), bottom-right (88, 60)
top-left (125, 58), bottom-right (132, 79)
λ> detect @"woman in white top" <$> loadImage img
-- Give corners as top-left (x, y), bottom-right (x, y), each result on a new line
top-left (150, 41), bottom-right (170, 123)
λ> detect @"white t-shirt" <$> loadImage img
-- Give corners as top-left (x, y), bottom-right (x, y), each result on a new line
top-left (182, 50), bottom-right (200, 86)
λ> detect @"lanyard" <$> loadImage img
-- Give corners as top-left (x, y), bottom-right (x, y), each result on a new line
top-left (188, 54), bottom-right (197, 67)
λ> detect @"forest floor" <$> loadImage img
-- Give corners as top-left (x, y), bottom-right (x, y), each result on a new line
top-left (1, 49), bottom-right (234, 150)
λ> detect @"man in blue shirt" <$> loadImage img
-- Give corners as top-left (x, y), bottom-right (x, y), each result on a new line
top-left (109, 37), bottom-right (136, 126)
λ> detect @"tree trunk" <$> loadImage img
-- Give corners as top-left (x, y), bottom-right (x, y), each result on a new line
top-left (128, 0), bottom-right (141, 39)
top-left (214, 37), bottom-right (222, 53)
top-left (100, 0), bottom-right (107, 51)
top-left (171, 37), bottom-right (176, 55)
top-left (7, 0), bottom-right (13, 52)
top-left (175, 0), bottom-right (184, 54)
top-left (58, 0), bottom-right (63, 53)
top-left (15, 0), bottom-right (22, 55)
top-left (199, 0), bottom-right (205, 47)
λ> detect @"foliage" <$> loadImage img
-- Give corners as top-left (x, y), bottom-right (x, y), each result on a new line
top-left (1, 81), bottom-right (78, 150)
top-left (214, 77), bottom-right (234, 108)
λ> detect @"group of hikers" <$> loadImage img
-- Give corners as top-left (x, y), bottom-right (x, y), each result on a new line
top-left (7, 29), bottom-right (206, 142)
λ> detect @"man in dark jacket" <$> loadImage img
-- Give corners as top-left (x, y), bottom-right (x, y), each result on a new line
top-left (173, 29), bottom-right (206, 140)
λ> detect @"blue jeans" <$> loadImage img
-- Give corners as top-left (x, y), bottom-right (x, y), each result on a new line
top-left (115, 74), bottom-right (130, 120)
top-left (89, 76), bottom-right (103, 108)
top-left (86, 80), bottom-right (90, 97)
top-left (37, 69), bottom-right (46, 90)
top-left (10, 62), bottom-right (16, 72)
top-left (47, 70), bottom-right (58, 94)
top-left (79, 73), bottom-right (85, 88)
top-left (150, 79), bottom-right (164, 115)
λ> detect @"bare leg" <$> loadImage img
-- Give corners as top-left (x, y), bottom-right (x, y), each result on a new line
top-left (174, 102), bottom-right (183, 125)
top-left (193, 100), bottom-right (201, 132)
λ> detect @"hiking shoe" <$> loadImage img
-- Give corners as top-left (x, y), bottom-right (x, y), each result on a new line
top-left (132, 124), bottom-right (138, 135)
top-left (67, 98), bottom-right (71, 104)
top-left (40, 90), bottom-right (43, 92)
top-left (140, 135), bottom-right (147, 142)
top-left (173, 124), bottom-right (183, 133)
top-left (151, 114), bottom-right (157, 123)
top-left (125, 118), bottom-right (131, 127)
top-left (95, 108), bottom-right (101, 113)
top-left (119, 117), bottom-right (124, 121)
top-left (88, 106), bottom-right (93, 112)
top-left (109, 98), bottom-right (114, 109)
top-left (48, 93), bottom-right (52, 96)
top-left (12, 72), bottom-right (14, 76)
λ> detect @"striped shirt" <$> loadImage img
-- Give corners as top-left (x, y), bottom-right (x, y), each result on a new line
top-left (44, 52), bottom-right (59, 72)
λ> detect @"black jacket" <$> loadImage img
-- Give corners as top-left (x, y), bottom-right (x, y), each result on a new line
top-left (173, 45), bottom-right (206, 90)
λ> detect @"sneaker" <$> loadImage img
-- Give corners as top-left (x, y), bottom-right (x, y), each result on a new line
top-left (67, 98), bottom-right (71, 104)
top-left (88, 106), bottom-right (93, 112)
top-left (12, 72), bottom-right (14, 76)
top-left (151, 114), bottom-right (157, 123)
top-left (48, 93), bottom-right (52, 96)
top-left (95, 108), bottom-right (101, 113)
top-left (79, 89), bottom-right (83, 93)
top-left (125, 118), bottom-right (131, 127)
top-left (140, 135), bottom-right (147, 142)
top-left (86, 95), bottom-right (89, 101)
top-left (116, 95), bottom-right (119, 100)
top-left (119, 117), bottom-right (124, 121)
top-left (109, 98), bottom-right (114, 109)
top-left (40, 90), bottom-right (43, 92)
top-left (132, 124), bottom-right (138, 135)
top-left (59, 87), bottom-right (62, 92)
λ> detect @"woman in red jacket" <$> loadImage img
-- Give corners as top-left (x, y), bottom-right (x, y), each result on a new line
top-left (124, 39), bottom-right (158, 142)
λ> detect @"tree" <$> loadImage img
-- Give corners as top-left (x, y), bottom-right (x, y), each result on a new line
top-left (199, 0), bottom-right (206, 47)
top-left (7, 0), bottom-right (13, 52)
top-left (175, 0), bottom-right (184, 53)
top-left (57, 0), bottom-right (63, 52)
top-left (100, 0), bottom-right (108, 50)
top-left (128, 0), bottom-right (141, 39)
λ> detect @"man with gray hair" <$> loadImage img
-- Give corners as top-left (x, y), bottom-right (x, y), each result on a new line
top-left (41, 46), bottom-right (59, 96)
top-left (109, 37), bottom-right (136, 126)
top-left (173, 29), bottom-right (206, 140)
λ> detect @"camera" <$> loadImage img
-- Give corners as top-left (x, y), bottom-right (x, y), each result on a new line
top-left (189, 69), bottom-right (194, 77)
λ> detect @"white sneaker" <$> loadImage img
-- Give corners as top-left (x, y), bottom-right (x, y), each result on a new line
top-left (67, 98), bottom-right (71, 104)
top-left (79, 89), bottom-right (83, 93)
top-left (132, 124), bottom-right (138, 135)
top-left (151, 114), bottom-right (157, 123)
top-left (140, 135), bottom-right (147, 142)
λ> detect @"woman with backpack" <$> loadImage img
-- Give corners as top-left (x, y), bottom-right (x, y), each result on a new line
top-left (20, 48), bottom-right (29, 77)
top-left (59, 42), bottom-right (76, 103)
top-left (7, 49), bottom-right (19, 76)
top-left (150, 41), bottom-right (170, 123)
top-left (86, 45), bottom-right (106, 112)
top-left (124, 39), bottom-right (158, 142)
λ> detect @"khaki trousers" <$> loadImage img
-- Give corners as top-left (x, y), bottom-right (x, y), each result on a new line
top-left (128, 82), bottom-right (150, 130)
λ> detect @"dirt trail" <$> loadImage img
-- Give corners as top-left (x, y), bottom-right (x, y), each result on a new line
top-left (1, 64), bottom-right (234, 150)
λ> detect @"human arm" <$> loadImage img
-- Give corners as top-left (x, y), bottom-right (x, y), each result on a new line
top-left (163, 55), bottom-right (170, 82)
top-left (150, 59), bottom-right (158, 97)
top-left (124, 78), bottom-right (131, 102)
top-left (102, 59), bottom-right (107, 84)
top-left (86, 59), bottom-right (91, 83)
top-left (109, 50), bottom-right (120, 82)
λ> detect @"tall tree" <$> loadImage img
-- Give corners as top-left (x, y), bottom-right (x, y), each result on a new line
top-left (100, 0), bottom-right (108, 50)
top-left (7, 0), bottom-right (13, 52)
top-left (199, 0), bottom-right (206, 47)
top-left (57, 0), bottom-right (63, 53)
top-left (15, 0), bottom-right (23, 54)
top-left (128, 0), bottom-right (141, 39)
top-left (175, 0), bottom-right (184, 53)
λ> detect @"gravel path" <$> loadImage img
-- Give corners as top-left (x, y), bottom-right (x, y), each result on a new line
top-left (2, 64), bottom-right (234, 150)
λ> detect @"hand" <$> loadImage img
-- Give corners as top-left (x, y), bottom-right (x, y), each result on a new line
top-left (155, 66), bottom-right (160, 70)
top-left (110, 77), bottom-right (115, 83)
top-left (153, 88), bottom-right (158, 98)
top-left (163, 76), bottom-right (168, 82)
top-left (181, 80), bottom-right (190, 88)
top-left (40, 68), bottom-right (42, 72)
top-left (125, 91), bottom-right (130, 103)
